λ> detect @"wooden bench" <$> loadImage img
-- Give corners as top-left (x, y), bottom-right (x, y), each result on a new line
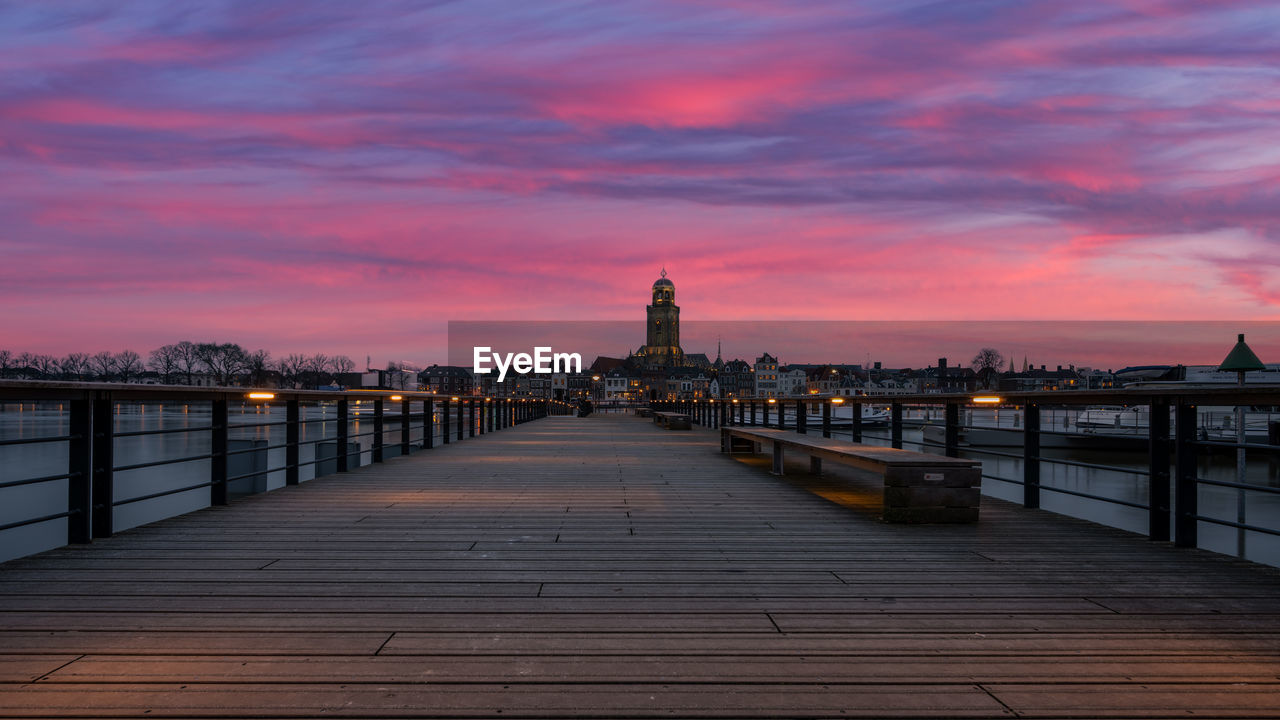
top-left (653, 411), bottom-right (692, 430)
top-left (635, 407), bottom-right (653, 418)
top-left (721, 427), bottom-right (981, 523)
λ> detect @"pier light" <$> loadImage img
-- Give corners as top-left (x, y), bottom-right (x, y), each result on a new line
top-left (767, 398), bottom-right (777, 404)
top-left (971, 395), bottom-right (1002, 405)
top-left (246, 392), bottom-right (275, 400)
top-left (390, 395), bottom-right (402, 401)
top-left (451, 396), bottom-right (459, 401)
top-left (831, 397), bottom-right (845, 404)
top-left (732, 399), bottom-right (738, 404)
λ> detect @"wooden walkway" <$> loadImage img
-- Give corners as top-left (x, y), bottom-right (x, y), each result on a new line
top-left (2, 414), bottom-right (1280, 718)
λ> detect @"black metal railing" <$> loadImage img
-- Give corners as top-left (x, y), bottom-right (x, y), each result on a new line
top-left (0, 381), bottom-right (555, 557)
top-left (654, 387), bottom-right (1280, 562)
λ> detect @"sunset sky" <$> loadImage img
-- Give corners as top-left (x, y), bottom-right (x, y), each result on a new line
top-left (2, 1), bottom-right (1278, 368)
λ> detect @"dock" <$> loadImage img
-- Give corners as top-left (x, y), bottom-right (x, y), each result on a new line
top-left (3, 414), bottom-right (1280, 717)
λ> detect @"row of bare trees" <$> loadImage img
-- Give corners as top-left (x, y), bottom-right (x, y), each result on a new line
top-left (0, 343), bottom-right (357, 389)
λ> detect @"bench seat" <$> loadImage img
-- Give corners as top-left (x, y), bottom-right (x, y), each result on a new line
top-left (721, 427), bottom-right (981, 523)
top-left (653, 411), bottom-right (692, 430)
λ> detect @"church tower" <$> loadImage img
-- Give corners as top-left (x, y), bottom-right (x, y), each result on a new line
top-left (641, 268), bottom-right (683, 366)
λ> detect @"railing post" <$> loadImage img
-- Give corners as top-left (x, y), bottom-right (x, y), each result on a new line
top-left (467, 399), bottom-right (475, 437)
top-left (750, 401), bottom-right (757, 426)
top-left (796, 399), bottom-right (806, 435)
top-left (1175, 402), bottom-right (1198, 548)
top-left (286, 398), bottom-right (299, 486)
top-left (335, 398), bottom-right (349, 472)
top-left (91, 392), bottom-right (114, 538)
top-left (211, 396), bottom-right (228, 505)
top-left (851, 401), bottom-right (863, 442)
top-left (400, 398), bottom-right (411, 456)
top-left (456, 399), bottom-right (464, 441)
top-left (425, 398), bottom-right (435, 449)
top-left (763, 400), bottom-right (771, 428)
top-left (890, 402), bottom-right (902, 449)
top-left (67, 397), bottom-right (91, 544)
top-left (1023, 402), bottom-right (1040, 509)
top-left (441, 398), bottom-right (450, 444)
top-left (478, 399), bottom-right (485, 435)
top-left (944, 402), bottom-right (959, 458)
top-left (821, 401), bottom-right (831, 438)
top-left (373, 398), bottom-right (384, 463)
top-left (1149, 400), bottom-right (1171, 541)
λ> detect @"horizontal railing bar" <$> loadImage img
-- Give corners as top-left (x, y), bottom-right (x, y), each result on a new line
top-left (114, 425), bottom-right (215, 438)
top-left (223, 442), bottom-right (290, 458)
top-left (113, 453), bottom-right (212, 473)
top-left (1039, 456), bottom-right (1150, 476)
top-left (113, 481), bottom-right (215, 506)
top-left (0, 510), bottom-right (74, 533)
top-left (0, 434), bottom-right (75, 447)
top-left (1191, 514), bottom-right (1280, 538)
top-left (226, 420), bottom-right (289, 429)
top-left (982, 473), bottom-right (1024, 485)
top-left (1195, 477), bottom-right (1280, 495)
top-left (1194, 439), bottom-right (1280, 452)
top-left (1036, 483), bottom-right (1150, 510)
top-left (226, 467), bottom-right (287, 483)
top-left (0, 472), bottom-right (77, 490)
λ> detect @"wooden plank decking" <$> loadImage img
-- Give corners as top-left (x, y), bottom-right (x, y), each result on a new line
top-left (2, 414), bottom-right (1280, 717)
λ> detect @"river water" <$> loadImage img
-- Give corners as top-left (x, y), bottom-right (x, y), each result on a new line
top-left (2, 401), bottom-right (1279, 567)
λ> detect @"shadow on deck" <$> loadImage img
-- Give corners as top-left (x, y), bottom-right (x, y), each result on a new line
top-left (2, 414), bottom-right (1279, 717)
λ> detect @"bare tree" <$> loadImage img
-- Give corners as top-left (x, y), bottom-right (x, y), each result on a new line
top-left (0, 350), bottom-right (12, 378)
top-left (332, 355), bottom-right (355, 375)
top-left (89, 351), bottom-right (116, 381)
top-left (244, 349), bottom-right (272, 387)
top-left (971, 347), bottom-right (1005, 390)
top-left (115, 350), bottom-right (143, 383)
top-left (277, 353), bottom-right (307, 389)
top-left (148, 345), bottom-right (181, 384)
top-left (33, 354), bottom-right (59, 379)
top-left (61, 353), bottom-right (90, 381)
top-left (971, 348), bottom-right (1005, 373)
top-left (174, 341), bottom-right (200, 385)
top-left (196, 343), bottom-right (248, 386)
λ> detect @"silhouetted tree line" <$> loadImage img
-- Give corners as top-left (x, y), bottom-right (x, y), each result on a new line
top-left (0, 343), bottom-right (356, 389)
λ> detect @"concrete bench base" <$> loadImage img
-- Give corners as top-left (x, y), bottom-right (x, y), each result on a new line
top-left (654, 411), bottom-right (692, 430)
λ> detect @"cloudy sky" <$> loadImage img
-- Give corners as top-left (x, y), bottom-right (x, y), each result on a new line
top-left (2, 1), bottom-right (1277, 366)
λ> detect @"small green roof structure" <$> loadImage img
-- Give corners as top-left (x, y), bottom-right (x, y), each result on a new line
top-left (1217, 333), bottom-right (1265, 373)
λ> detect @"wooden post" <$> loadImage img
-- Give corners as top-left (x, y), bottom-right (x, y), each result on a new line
top-left (91, 392), bottom-right (114, 538)
top-left (286, 398), bottom-right (300, 485)
top-left (821, 401), bottom-right (831, 439)
top-left (400, 398), bottom-right (411, 456)
top-left (1149, 400), bottom-right (1171, 542)
top-left (1024, 402), bottom-right (1040, 509)
top-left (441, 398), bottom-right (450, 444)
top-left (211, 396), bottom-right (228, 504)
top-left (372, 398), bottom-right (384, 463)
top-left (425, 399), bottom-right (435, 449)
top-left (335, 398), bottom-right (349, 472)
top-left (944, 402), bottom-right (959, 458)
top-left (890, 402), bottom-right (902, 449)
top-left (796, 399), bottom-right (806, 435)
top-left (67, 397), bottom-right (91, 544)
top-left (1175, 403), bottom-right (1198, 548)
top-left (851, 402), bottom-right (862, 442)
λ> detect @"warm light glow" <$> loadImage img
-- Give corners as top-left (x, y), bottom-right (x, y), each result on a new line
top-left (732, 399), bottom-right (738, 404)
top-left (831, 397), bottom-right (845, 404)
top-left (971, 395), bottom-right (1003, 404)
top-left (767, 398), bottom-right (776, 404)
top-left (451, 396), bottom-right (459, 401)
top-left (246, 392), bottom-right (275, 400)
top-left (390, 395), bottom-right (402, 401)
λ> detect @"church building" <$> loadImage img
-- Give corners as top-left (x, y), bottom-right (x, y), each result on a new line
top-left (634, 268), bottom-right (685, 367)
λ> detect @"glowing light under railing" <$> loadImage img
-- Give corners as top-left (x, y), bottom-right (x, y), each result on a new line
top-left (767, 398), bottom-right (777, 404)
top-left (971, 395), bottom-right (1003, 404)
top-left (390, 395), bottom-right (402, 401)
top-left (831, 397), bottom-right (845, 404)
top-left (246, 392), bottom-right (275, 400)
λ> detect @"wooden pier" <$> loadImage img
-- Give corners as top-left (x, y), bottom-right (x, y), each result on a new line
top-left (2, 414), bottom-right (1280, 717)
